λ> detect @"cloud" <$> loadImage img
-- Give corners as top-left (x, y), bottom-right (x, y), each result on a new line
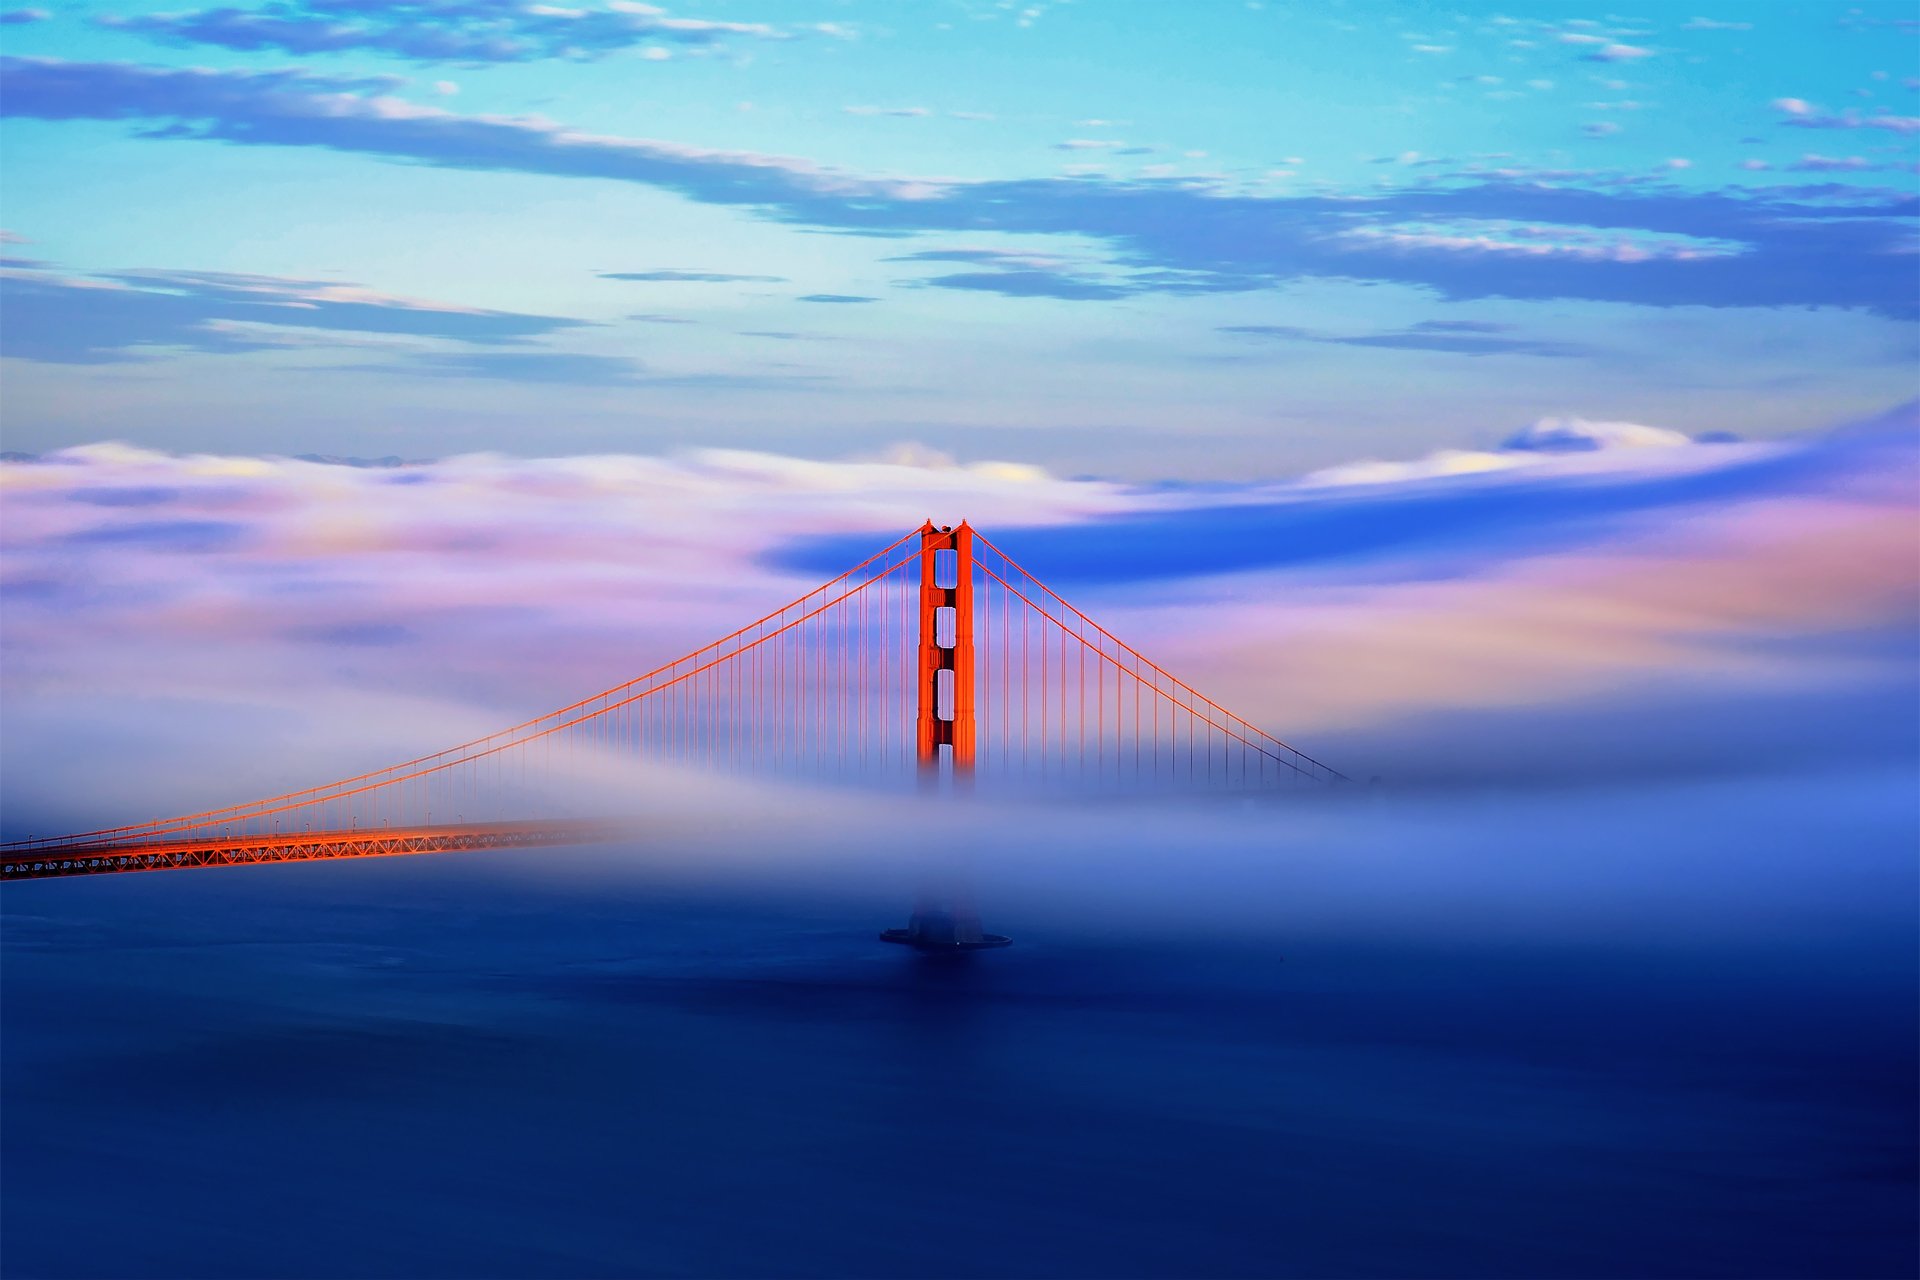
top-left (60, 517), bottom-right (250, 550)
top-left (794, 293), bottom-right (878, 304)
top-left (0, 439), bottom-right (1131, 829)
top-left (1834, 12), bottom-right (1920, 33)
top-left (888, 246), bottom-right (1129, 300)
top-left (1407, 319), bottom-right (1508, 334)
top-left (771, 406), bottom-right (1916, 760)
top-left (1335, 330), bottom-right (1591, 358)
top-left (352, 351), bottom-right (649, 385)
top-left (0, 7), bottom-right (47, 23)
top-left (600, 269), bottom-right (788, 283)
top-left (1583, 43), bottom-right (1655, 62)
top-left (1770, 96), bottom-right (1920, 136)
top-left (917, 270), bottom-right (1133, 301)
top-left (1790, 154), bottom-right (1876, 173)
top-left (887, 247), bottom-right (1073, 270)
top-left (1217, 324), bottom-right (1313, 339)
top-left (1679, 18), bottom-right (1752, 31)
top-left (842, 105), bottom-right (931, 117)
top-left (3, 407), bottom-right (1914, 837)
top-left (0, 262), bottom-right (590, 364)
top-left (6, 57), bottom-right (1916, 319)
top-left (1331, 220), bottom-right (1738, 264)
top-left (1583, 121), bottom-right (1622, 136)
top-left (1219, 318), bottom-right (1593, 358)
top-left (788, 411), bottom-right (1910, 586)
top-left (1783, 111), bottom-right (1920, 136)
top-left (285, 621), bottom-right (415, 647)
top-left (1500, 417), bottom-right (1693, 452)
top-left (95, 1), bottom-right (791, 64)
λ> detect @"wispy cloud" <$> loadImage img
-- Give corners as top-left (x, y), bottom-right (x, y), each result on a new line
top-left (1583, 42), bottom-right (1654, 62)
top-left (600, 269), bottom-right (788, 283)
top-left (1790, 153), bottom-right (1877, 173)
top-left (916, 270), bottom-right (1132, 301)
top-left (0, 261), bottom-right (591, 363)
top-left (1771, 96), bottom-right (1920, 135)
top-left (889, 246), bottom-right (1200, 301)
top-left (5, 58), bottom-right (1914, 318)
top-left (887, 247), bottom-right (1074, 270)
top-left (96, 0), bottom-right (791, 65)
top-left (355, 350), bottom-right (648, 385)
top-left (1219, 318), bottom-right (1594, 358)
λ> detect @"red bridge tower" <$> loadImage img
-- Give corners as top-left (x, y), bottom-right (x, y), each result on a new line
top-left (914, 521), bottom-right (976, 782)
top-left (885, 520), bottom-right (1010, 952)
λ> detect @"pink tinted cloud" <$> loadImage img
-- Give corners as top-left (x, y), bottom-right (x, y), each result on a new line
top-left (2, 417), bottom-right (1912, 823)
top-left (1174, 495), bottom-right (1915, 740)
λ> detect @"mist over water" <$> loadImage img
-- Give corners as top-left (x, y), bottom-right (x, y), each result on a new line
top-left (5, 766), bottom-right (1914, 1279)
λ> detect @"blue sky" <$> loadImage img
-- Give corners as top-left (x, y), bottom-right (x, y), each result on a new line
top-left (1, 0), bottom-right (1915, 476)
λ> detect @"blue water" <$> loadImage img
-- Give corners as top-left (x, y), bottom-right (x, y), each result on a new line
top-left (4, 789), bottom-right (1915, 1279)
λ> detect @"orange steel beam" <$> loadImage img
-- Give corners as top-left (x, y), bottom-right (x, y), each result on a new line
top-left (954, 523), bottom-right (975, 772)
top-left (0, 819), bottom-right (630, 882)
top-left (914, 521), bottom-right (975, 780)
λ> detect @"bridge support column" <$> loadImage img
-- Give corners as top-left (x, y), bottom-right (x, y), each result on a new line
top-left (886, 520), bottom-right (1009, 952)
top-left (913, 520), bottom-right (976, 784)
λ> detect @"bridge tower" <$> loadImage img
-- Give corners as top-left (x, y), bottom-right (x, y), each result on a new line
top-left (884, 520), bottom-right (1011, 952)
top-left (914, 520), bottom-right (975, 782)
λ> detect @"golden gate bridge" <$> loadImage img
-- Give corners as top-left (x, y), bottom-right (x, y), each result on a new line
top-left (0, 523), bottom-right (1345, 899)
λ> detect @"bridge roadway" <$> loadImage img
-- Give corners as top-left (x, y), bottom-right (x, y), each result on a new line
top-left (0, 819), bottom-right (633, 882)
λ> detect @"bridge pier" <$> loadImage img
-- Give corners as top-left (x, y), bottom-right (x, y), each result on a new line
top-left (881, 864), bottom-right (1010, 951)
top-left (880, 905), bottom-right (1011, 953)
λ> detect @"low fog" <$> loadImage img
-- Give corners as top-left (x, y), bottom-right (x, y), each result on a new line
top-left (1, 403), bottom-right (1913, 841)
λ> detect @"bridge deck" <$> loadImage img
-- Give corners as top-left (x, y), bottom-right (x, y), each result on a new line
top-left (0, 820), bottom-right (630, 882)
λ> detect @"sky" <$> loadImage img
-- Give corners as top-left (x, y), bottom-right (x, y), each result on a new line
top-left (0, 1), bottom-right (1916, 838)
top-left (1, 0), bottom-right (1917, 476)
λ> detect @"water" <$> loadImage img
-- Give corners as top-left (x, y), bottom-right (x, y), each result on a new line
top-left (3, 783), bottom-right (1915, 1279)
